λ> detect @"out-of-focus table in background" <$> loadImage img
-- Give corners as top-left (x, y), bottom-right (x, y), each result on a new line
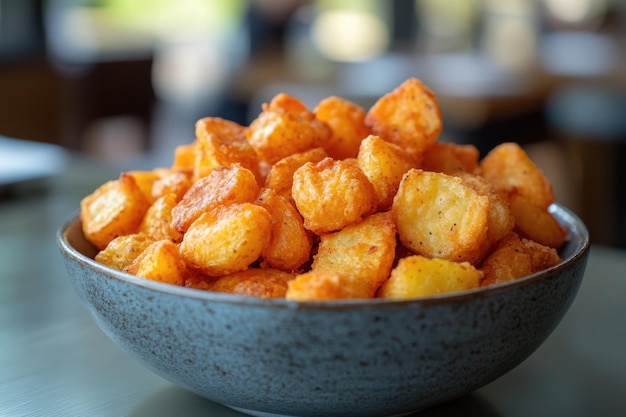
top-left (1, 146), bottom-right (625, 417)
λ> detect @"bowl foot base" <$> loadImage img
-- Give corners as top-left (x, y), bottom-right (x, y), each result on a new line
top-left (227, 405), bottom-right (420, 417)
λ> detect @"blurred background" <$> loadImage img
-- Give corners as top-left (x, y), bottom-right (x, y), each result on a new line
top-left (1, 0), bottom-right (625, 247)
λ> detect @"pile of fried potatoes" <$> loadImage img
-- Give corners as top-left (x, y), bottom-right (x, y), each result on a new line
top-left (80, 78), bottom-right (567, 301)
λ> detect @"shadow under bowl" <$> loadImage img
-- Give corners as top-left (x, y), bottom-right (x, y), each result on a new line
top-left (57, 203), bottom-right (589, 417)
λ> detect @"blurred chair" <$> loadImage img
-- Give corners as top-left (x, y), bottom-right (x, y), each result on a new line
top-left (545, 85), bottom-right (626, 247)
top-left (0, 0), bottom-right (64, 144)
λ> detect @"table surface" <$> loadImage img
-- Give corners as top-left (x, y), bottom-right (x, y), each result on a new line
top-left (1, 150), bottom-right (625, 417)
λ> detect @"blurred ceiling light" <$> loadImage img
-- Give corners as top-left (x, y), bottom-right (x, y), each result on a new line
top-left (103, 0), bottom-right (244, 37)
top-left (311, 10), bottom-right (389, 62)
top-left (45, 0), bottom-right (245, 63)
top-left (544, 0), bottom-right (607, 25)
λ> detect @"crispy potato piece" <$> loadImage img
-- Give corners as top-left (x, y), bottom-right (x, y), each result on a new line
top-left (193, 117), bottom-right (261, 183)
top-left (378, 255), bottom-right (483, 299)
top-left (124, 240), bottom-right (186, 286)
top-left (171, 164), bottom-right (259, 233)
top-left (357, 134), bottom-right (418, 210)
top-left (458, 173), bottom-right (514, 243)
top-left (151, 169), bottom-right (192, 202)
top-left (421, 142), bottom-right (479, 175)
top-left (524, 236), bottom-right (562, 273)
top-left (95, 233), bottom-right (155, 271)
top-left (179, 203), bottom-right (272, 277)
top-left (264, 147), bottom-right (328, 200)
top-left (80, 173), bottom-right (151, 250)
top-left (479, 143), bottom-right (565, 248)
top-left (171, 143), bottom-right (196, 173)
top-left (458, 172), bottom-right (515, 263)
top-left (480, 142), bottom-right (554, 209)
top-left (246, 93), bottom-right (332, 164)
top-left (314, 95), bottom-right (371, 159)
top-left (506, 191), bottom-right (567, 248)
top-left (292, 157), bottom-right (378, 234)
top-left (365, 78), bottom-right (442, 162)
top-left (127, 170), bottom-right (161, 203)
top-left (255, 188), bottom-right (312, 272)
top-left (206, 268), bottom-right (295, 298)
top-left (139, 193), bottom-right (183, 242)
top-left (392, 169), bottom-right (489, 262)
top-left (183, 266), bottom-right (217, 290)
top-left (480, 232), bottom-right (561, 286)
top-left (286, 270), bottom-right (371, 301)
top-left (481, 235), bottom-right (532, 286)
top-left (312, 211), bottom-right (397, 297)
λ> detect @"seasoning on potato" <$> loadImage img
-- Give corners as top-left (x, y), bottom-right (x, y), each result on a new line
top-left (80, 77), bottom-right (567, 300)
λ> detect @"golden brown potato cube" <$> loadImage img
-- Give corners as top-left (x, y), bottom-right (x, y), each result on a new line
top-left (357, 134), bottom-right (418, 210)
top-left (457, 172), bottom-right (515, 263)
top-left (80, 173), bottom-right (151, 250)
top-left (127, 170), bottom-right (161, 204)
top-left (171, 164), bottom-right (259, 233)
top-left (286, 270), bottom-right (372, 301)
top-left (179, 203), bottom-right (272, 277)
top-left (420, 142), bottom-right (480, 175)
top-left (171, 143), bottom-right (196, 173)
top-left (124, 240), bottom-right (186, 286)
top-left (458, 173), bottom-right (514, 243)
top-left (183, 266), bottom-right (217, 290)
top-left (207, 268), bottom-right (295, 298)
top-left (255, 188), bottom-right (312, 272)
top-left (480, 234), bottom-right (532, 287)
top-left (246, 93), bottom-right (332, 164)
top-left (392, 169), bottom-right (489, 262)
top-left (378, 255), bottom-right (483, 299)
top-left (292, 157), bottom-right (378, 234)
top-left (506, 191), bottom-right (567, 248)
top-left (193, 117), bottom-right (261, 183)
top-left (523, 236), bottom-right (562, 272)
top-left (264, 147), bottom-right (328, 200)
top-left (365, 78), bottom-right (442, 162)
top-left (480, 232), bottom-right (561, 286)
top-left (312, 211), bottom-right (397, 297)
top-left (150, 169), bottom-right (191, 202)
top-left (139, 193), bottom-right (184, 242)
top-left (95, 233), bottom-right (155, 271)
top-left (184, 276), bottom-right (214, 290)
top-left (480, 142), bottom-right (554, 210)
top-left (314, 95), bottom-right (371, 160)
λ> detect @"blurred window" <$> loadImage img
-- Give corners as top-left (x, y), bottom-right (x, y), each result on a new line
top-left (45, 0), bottom-right (246, 63)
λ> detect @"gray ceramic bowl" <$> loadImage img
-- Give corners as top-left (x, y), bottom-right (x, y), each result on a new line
top-left (57, 203), bottom-right (589, 417)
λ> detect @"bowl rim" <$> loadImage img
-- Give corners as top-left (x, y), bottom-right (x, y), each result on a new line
top-left (57, 203), bottom-right (589, 310)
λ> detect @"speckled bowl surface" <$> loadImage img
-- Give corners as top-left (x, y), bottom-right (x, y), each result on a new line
top-left (57, 203), bottom-right (589, 417)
